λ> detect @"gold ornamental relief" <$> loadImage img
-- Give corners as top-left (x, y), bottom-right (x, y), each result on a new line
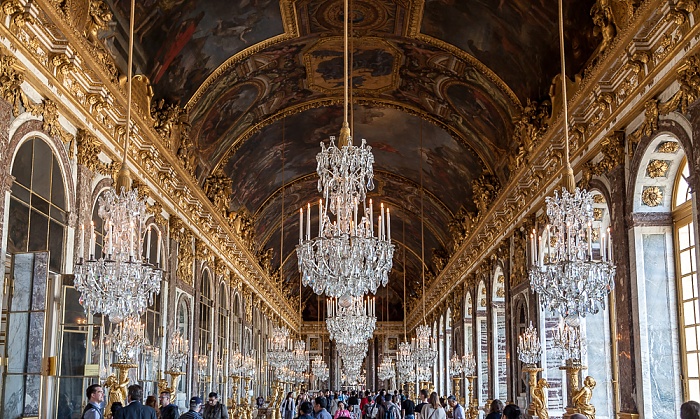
top-left (641, 186), bottom-right (663, 207)
top-left (656, 141), bottom-right (680, 153)
top-left (646, 159), bottom-right (670, 178)
top-left (593, 208), bottom-right (604, 221)
top-left (593, 194), bottom-right (605, 204)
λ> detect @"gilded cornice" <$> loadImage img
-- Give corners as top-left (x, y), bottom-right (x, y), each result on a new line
top-left (1, 1), bottom-right (301, 331)
top-left (406, 0), bottom-right (700, 329)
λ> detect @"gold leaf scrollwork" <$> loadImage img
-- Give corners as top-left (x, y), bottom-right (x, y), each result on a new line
top-left (472, 173), bottom-right (500, 217)
top-left (646, 159), bottom-right (670, 178)
top-left (204, 168), bottom-right (233, 218)
top-left (665, 0), bottom-right (698, 25)
top-left (593, 194), bottom-right (605, 204)
top-left (76, 129), bottom-right (111, 174)
top-left (508, 99), bottom-right (550, 173)
top-left (627, 99), bottom-right (659, 154)
top-left (0, 53), bottom-right (25, 116)
top-left (589, 132), bottom-right (625, 177)
top-left (151, 99), bottom-right (188, 150)
top-left (171, 217), bottom-right (194, 285)
top-left (641, 186), bottom-right (663, 207)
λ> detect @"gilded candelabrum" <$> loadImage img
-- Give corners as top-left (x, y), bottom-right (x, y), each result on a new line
top-left (522, 366), bottom-right (548, 419)
top-left (105, 362), bottom-right (136, 417)
top-left (229, 375), bottom-right (241, 419)
top-left (161, 370), bottom-right (185, 398)
top-left (270, 380), bottom-right (284, 419)
top-left (465, 376), bottom-right (479, 419)
top-left (451, 377), bottom-right (462, 404)
top-left (239, 377), bottom-right (253, 419)
top-left (559, 360), bottom-right (590, 419)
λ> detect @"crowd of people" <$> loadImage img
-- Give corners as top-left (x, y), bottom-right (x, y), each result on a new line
top-left (80, 382), bottom-right (700, 419)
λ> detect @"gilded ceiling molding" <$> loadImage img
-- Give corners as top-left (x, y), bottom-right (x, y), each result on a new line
top-left (407, 0), bottom-right (700, 328)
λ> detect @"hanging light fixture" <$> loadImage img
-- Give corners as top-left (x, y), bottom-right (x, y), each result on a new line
top-left (312, 295), bottom-right (329, 384)
top-left (412, 122), bottom-right (437, 378)
top-left (291, 339), bottom-right (310, 374)
top-left (527, 0), bottom-right (616, 321)
top-left (296, 0), bottom-right (394, 299)
top-left (378, 356), bottom-right (395, 382)
top-left (73, 0), bottom-right (162, 323)
top-left (396, 221), bottom-right (415, 383)
top-left (326, 295), bottom-right (376, 346)
top-left (108, 315), bottom-right (146, 364)
top-left (517, 322), bottom-right (542, 367)
top-left (167, 330), bottom-right (189, 372)
top-left (267, 326), bottom-right (292, 370)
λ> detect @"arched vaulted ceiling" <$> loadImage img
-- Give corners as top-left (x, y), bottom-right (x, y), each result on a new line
top-left (114, 0), bottom-right (599, 320)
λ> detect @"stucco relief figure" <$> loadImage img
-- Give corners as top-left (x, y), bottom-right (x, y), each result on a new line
top-left (572, 376), bottom-right (596, 419)
top-left (86, 0), bottom-right (113, 46)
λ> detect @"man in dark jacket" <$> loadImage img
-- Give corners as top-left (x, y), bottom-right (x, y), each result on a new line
top-left (203, 392), bottom-right (229, 419)
top-left (159, 391), bottom-right (180, 419)
top-left (114, 385), bottom-right (157, 419)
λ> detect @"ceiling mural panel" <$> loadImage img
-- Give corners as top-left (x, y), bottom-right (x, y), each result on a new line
top-left (118, 0), bottom-right (286, 104)
top-left (188, 37), bottom-right (517, 174)
top-left (296, 0), bottom-right (409, 36)
top-left (420, 0), bottom-right (598, 102)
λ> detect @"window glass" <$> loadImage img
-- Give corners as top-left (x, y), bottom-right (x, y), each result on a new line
top-left (9, 138), bottom-right (67, 272)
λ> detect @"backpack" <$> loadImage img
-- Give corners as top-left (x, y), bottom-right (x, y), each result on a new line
top-left (385, 404), bottom-right (400, 419)
top-left (368, 404), bottom-right (379, 419)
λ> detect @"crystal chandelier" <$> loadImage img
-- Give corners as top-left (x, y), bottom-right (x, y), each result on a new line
top-left (108, 315), bottom-right (146, 364)
top-left (267, 326), bottom-right (292, 370)
top-left (449, 353), bottom-right (463, 377)
top-left (377, 356), bottom-right (394, 381)
top-left (412, 324), bottom-right (437, 367)
top-left (326, 295), bottom-right (376, 346)
top-left (527, 0), bottom-right (615, 320)
top-left (312, 355), bottom-right (329, 383)
top-left (553, 322), bottom-right (585, 363)
top-left (396, 341), bottom-right (415, 383)
top-left (74, 193), bottom-right (163, 323)
top-left (167, 330), bottom-right (189, 372)
top-left (296, 0), bottom-right (394, 299)
top-left (338, 342), bottom-right (367, 381)
top-left (517, 322), bottom-right (542, 366)
top-left (462, 354), bottom-right (476, 376)
top-left (290, 340), bottom-right (310, 374)
top-left (73, 0), bottom-right (162, 323)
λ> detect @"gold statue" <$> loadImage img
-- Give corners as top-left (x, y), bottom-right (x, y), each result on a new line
top-left (86, 0), bottom-right (113, 46)
top-left (104, 370), bottom-right (129, 408)
top-left (532, 378), bottom-right (549, 419)
top-left (572, 376), bottom-right (596, 419)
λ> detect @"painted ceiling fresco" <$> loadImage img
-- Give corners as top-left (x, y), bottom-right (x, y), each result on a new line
top-left (109, 0), bottom-right (604, 320)
top-left (421, 0), bottom-right (599, 102)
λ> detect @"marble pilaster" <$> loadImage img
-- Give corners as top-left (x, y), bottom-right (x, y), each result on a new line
top-left (609, 165), bottom-right (638, 414)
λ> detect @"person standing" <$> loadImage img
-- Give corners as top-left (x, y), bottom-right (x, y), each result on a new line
top-left (313, 396), bottom-right (333, 419)
top-left (82, 384), bottom-right (104, 419)
top-left (419, 393), bottom-right (445, 419)
top-left (281, 392), bottom-right (296, 419)
top-left (446, 397), bottom-right (463, 419)
top-left (298, 402), bottom-right (314, 419)
top-left (179, 397), bottom-right (204, 419)
top-left (160, 392), bottom-right (180, 419)
top-left (401, 394), bottom-right (415, 419)
top-left (414, 390), bottom-right (429, 419)
top-left (203, 392), bottom-right (229, 419)
top-left (114, 385), bottom-right (157, 419)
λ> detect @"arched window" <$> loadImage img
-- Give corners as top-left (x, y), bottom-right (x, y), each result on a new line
top-left (8, 137), bottom-right (68, 272)
top-left (674, 158), bottom-right (699, 400)
top-left (217, 282), bottom-right (229, 400)
top-left (199, 269), bottom-right (213, 390)
top-left (464, 292), bottom-right (473, 357)
top-left (176, 296), bottom-right (190, 395)
top-left (492, 270), bottom-right (506, 401)
top-left (476, 281), bottom-right (488, 404)
top-left (438, 314), bottom-right (445, 395)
